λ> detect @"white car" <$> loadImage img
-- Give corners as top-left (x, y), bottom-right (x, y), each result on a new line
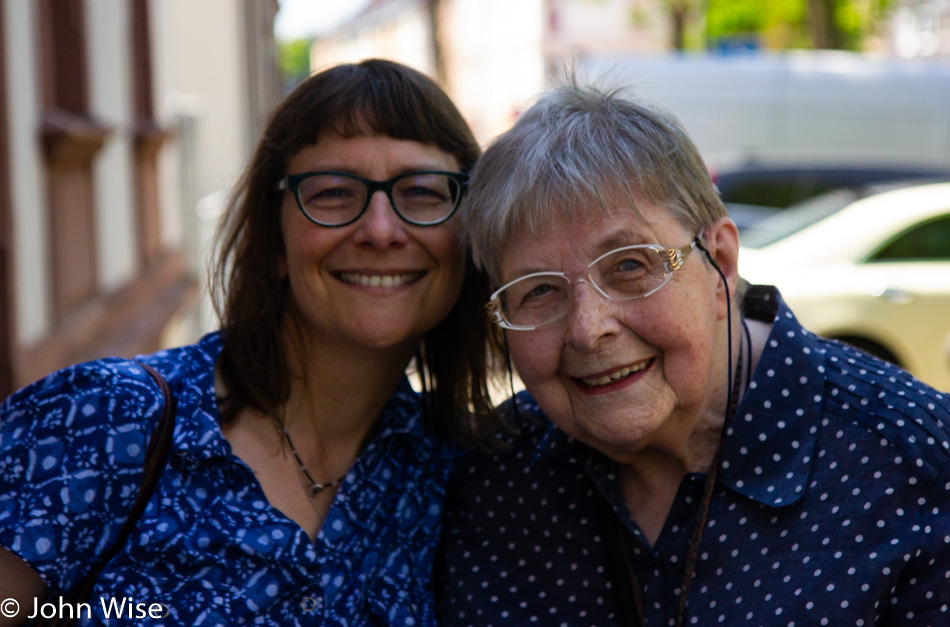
top-left (739, 182), bottom-right (950, 393)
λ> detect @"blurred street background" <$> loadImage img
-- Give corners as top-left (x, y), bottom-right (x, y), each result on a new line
top-left (1, 0), bottom-right (948, 398)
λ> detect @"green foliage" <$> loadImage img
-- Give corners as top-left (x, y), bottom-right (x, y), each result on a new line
top-left (832, 0), bottom-right (894, 49)
top-left (705, 0), bottom-right (769, 34)
top-left (278, 38), bottom-right (313, 80)
top-left (703, 0), bottom-right (894, 51)
top-left (704, 0), bottom-right (808, 49)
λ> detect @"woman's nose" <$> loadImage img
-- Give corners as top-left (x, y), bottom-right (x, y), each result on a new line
top-left (564, 281), bottom-right (623, 350)
top-left (353, 191), bottom-right (409, 248)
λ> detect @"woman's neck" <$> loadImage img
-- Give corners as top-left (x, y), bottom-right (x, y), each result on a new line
top-left (280, 324), bottom-right (416, 447)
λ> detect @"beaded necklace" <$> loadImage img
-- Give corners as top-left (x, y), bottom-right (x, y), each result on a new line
top-left (283, 429), bottom-right (347, 497)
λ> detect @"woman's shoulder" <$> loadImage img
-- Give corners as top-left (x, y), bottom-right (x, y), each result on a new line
top-left (0, 333), bottom-right (221, 468)
top-left (2, 358), bottom-right (162, 435)
top-left (450, 391), bottom-right (550, 468)
top-left (818, 335), bottom-right (949, 424)
top-left (757, 292), bottom-right (950, 480)
top-left (816, 337), bottom-right (950, 489)
top-left (133, 331), bottom-right (223, 387)
top-left (0, 357), bottom-right (174, 591)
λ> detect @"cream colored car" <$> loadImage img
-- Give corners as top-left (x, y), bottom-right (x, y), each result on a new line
top-left (739, 182), bottom-right (950, 393)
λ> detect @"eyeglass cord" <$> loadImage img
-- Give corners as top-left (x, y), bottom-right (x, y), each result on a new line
top-left (672, 238), bottom-right (747, 626)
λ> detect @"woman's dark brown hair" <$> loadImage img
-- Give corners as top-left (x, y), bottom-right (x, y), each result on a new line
top-left (211, 59), bottom-right (502, 443)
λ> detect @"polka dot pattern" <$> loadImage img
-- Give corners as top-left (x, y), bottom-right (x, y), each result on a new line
top-left (437, 286), bottom-right (950, 626)
top-left (1, 332), bottom-right (452, 625)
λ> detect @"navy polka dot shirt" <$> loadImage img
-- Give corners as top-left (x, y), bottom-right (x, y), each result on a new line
top-left (437, 286), bottom-right (950, 626)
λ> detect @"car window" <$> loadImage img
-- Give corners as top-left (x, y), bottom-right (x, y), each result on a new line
top-left (740, 189), bottom-right (859, 249)
top-left (717, 176), bottom-right (810, 208)
top-left (714, 167), bottom-right (950, 209)
top-left (868, 213), bottom-right (950, 262)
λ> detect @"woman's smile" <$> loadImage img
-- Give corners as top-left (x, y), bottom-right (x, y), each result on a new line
top-left (335, 270), bottom-right (426, 289)
top-left (573, 356), bottom-right (655, 391)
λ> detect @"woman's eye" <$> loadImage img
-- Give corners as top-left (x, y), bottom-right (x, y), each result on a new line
top-left (401, 185), bottom-right (448, 203)
top-left (304, 186), bottom-right (358, 208)
top-left (517, 283), bottom-right (562, 309)
top-left (600, 254), bottom-right (651, 291)
top-left (396, 174), bottom-right (456, 206)
top-left (606, 255), bottom-right (649, 278)
top-left (527, 284), bottom-right (554, 298)
top-left (614, 258), bottom-right (644, 273)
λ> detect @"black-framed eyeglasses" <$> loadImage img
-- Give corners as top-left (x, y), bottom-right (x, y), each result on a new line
top-left (276, 170), bottom-right (469, 227)
top-left (486, 238), bottom-right (699, 331)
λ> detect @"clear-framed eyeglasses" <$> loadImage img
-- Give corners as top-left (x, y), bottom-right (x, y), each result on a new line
top-left (486, 238), bottom-right (700, 331)
top-left (276, 170), bottom-right (469, 227)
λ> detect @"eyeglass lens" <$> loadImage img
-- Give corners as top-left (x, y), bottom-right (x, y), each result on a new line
top-left (498, 246), bottom-right (671, 328)
top-left (295, 172), bottom-right (462, 226)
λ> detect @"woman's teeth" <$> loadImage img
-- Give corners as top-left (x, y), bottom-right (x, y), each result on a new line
top-left (582, 361), bottom-right (648, 387)
top-left (339, 272), bottom-right (421, 288)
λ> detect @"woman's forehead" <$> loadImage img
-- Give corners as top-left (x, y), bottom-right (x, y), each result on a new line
top-left (497, 206), bottom-right (680, 275)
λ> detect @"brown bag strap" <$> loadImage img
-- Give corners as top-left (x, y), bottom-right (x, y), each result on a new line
top-left (37, 362), bottom-right (177, 627)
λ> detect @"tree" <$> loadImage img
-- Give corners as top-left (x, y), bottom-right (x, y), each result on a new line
top-left (277, 38), bottom-right (312, 86)
top-left (703, 0), bottom-right (894, 51)
top-left (662, 0), bottom-right (707, 51)
top-left (806, 0), bottom-right (841, 48)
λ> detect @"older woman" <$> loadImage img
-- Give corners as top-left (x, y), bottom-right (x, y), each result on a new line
top-left (0, 60), bottom-right (499, 626)
top-left (437, 83), bottom-right (950, 626)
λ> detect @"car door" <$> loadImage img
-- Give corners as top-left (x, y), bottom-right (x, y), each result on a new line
top-left (855, 213), bottom-right (950, 392)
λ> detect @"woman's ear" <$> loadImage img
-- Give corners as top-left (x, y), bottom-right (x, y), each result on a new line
top-left (700, 216), bottom-right (740, 320)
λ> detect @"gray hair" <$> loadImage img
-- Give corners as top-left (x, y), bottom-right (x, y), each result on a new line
top-left (463, 82), bottom-right (727, 281)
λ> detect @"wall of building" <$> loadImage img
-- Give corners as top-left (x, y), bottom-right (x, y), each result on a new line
top-left (87, 0), bottom-right (138, 294)
top-left (3, 0), bottom-right (48, 349)
top-left (890, 0), bottom-right (950, 57)
top-left (545, 0), bottom-right (669, 59)
top-left (439, 0), bottom-right (546, 144)
top-left (0, 0), bottom-right (280, 394)
top-left (308, 0), bottom-right (669, 145)
top-left (310, 0), bottom-right (435, 75)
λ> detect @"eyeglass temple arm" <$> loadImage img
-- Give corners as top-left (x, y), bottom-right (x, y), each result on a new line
top-left (667, 242), bottom-right (694, 271)
top-left (485, 300), bottom-right (504, 324)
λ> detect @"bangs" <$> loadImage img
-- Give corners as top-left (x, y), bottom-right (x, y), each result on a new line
top-left (502, 169), bottom-right (645, 243)
top-left (468, 131), bottom-right (655, 279)
top-left (325, 87), bottom-right (435, 144)
top-left (275, 61), bottom-right (478, 173)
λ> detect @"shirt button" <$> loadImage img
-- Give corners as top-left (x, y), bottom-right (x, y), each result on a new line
top-left (300, 596), bottom-right (318, 613)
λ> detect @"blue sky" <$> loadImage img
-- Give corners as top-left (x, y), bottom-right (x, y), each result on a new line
top-left (274, 0), bottom-right (371, 39)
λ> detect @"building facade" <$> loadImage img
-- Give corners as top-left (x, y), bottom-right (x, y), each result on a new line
top-left (0, 0), bottom-right (280, 397)
top-left (889, 0), bottom-right (950, 57)
top-left (311, 0), bottom-right (671, 145)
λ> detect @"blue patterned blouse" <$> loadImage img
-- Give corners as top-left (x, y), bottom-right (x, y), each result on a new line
top-left (437, 286), bottom-right (950, 626)
top-left (0, 332), bottom-right (456, 626)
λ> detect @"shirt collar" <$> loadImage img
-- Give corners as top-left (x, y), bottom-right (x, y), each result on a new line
top-left (716, 286), bottom-right (822, 508)
top-left (166, 332), bottom-right (232, 462)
